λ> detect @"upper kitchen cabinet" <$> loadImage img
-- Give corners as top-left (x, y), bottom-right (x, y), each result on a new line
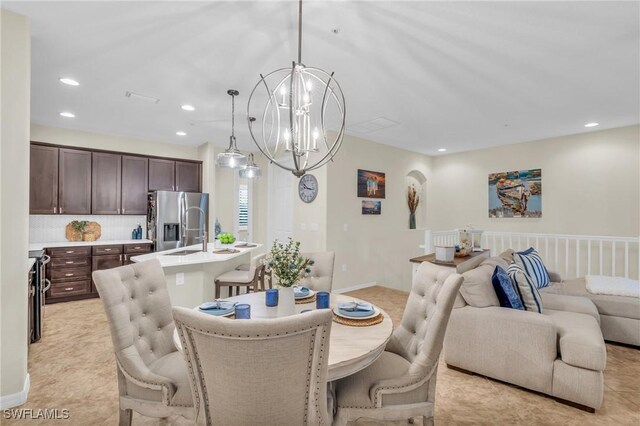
top-left (30, 145), bottom-right (59, 214)
top-left (92, 152), bottom-right (121, 214)
top-left (148, 158), bottom-right (176, 191)
top-left (59, 148), bottom-right (92, 214)
top-left (121, 155), bottom-right (148, 215)
top-left (175, 161), bottom-right (201, 192)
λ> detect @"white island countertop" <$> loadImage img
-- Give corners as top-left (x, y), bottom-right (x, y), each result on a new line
top-left (29, 239), bottom-right (153, 251)
top-left (28, 258), bottom-right (36, 272)
top-left (131, 243), bottom-right (262, 268)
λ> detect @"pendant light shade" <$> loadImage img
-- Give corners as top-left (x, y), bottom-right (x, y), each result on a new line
top-left (217, 89), bottom-right (248, 169)
top-left (239, 153), bottom-right (261, 179)
top-left (247, 0), bottom-right (345, 177)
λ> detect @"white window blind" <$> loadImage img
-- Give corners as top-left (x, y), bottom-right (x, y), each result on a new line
top-left (238, 183), bottom-right (249, 231)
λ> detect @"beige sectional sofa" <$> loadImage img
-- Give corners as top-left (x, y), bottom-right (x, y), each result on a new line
top-left (443, 255), bottom-right (607, 411)
top-left (541, 275), bottom-right (640, 347)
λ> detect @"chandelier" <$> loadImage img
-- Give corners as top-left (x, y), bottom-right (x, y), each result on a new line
top-left (247, 0), bottom-right (346, 177)
top-left (217, 89), bottom-right (248, 169)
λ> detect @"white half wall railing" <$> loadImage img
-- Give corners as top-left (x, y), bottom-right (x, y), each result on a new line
top-left (422, 230), bottom-right (640, 280)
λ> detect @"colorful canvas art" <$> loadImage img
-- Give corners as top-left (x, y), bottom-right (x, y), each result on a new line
top-left (357, 169), bottom-right (385, 199)
top-left (362, 200), bottom-right (382, 215)
top-left (488, 169), bottom-right (542, 218)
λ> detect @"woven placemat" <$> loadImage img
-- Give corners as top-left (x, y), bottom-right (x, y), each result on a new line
top-left (213, 249), bottom-right (241, 254)
top-left (295, 294), bottom-right (317, 304)
top-left (332, 312), bottom-right (384, 327)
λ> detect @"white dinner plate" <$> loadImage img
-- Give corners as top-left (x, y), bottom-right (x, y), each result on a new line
top-left (333, 306), bottom-right (379, 320)
top-left (294, 289), bottom-right (316, 300)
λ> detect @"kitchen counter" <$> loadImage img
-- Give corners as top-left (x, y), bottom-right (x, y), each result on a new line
top-left (28, 258), bottom-right (36, 271)
top-left (29, 239), bottom-right (153, 251)
top-left (130, 242), bottom-right (262, 307)
top-left (130, 243), bottom-right (261, 267)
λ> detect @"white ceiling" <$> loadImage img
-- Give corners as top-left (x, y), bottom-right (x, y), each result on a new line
top-left (5, 1), bottom-right (640, 155)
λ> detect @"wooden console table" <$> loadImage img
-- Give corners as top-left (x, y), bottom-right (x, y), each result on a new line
top-left (410, 249), bottom-right (491, 274)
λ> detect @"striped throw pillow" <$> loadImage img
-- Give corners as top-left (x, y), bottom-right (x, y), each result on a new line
top-left (513, 247), bottom-right (550, 289)
top-left (507, 263), bottom-right (543, 313)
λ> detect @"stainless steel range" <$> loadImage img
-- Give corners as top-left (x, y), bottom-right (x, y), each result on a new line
top-left (29, 249), bottom-right (50, 342)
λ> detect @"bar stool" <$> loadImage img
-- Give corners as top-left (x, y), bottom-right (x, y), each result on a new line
top-left (214, 253), bottom-right (268, 298)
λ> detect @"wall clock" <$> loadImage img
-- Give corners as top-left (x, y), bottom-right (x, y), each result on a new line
top-left (298, 174), bottom-right (318, 203)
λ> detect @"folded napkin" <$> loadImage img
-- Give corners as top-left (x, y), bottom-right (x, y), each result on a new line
top-left (199, 301), bottom-right (235, 311)
top-left (293, 286), bottom-right (311, 296)
top-left (338, 302), bottom-right (374, 312)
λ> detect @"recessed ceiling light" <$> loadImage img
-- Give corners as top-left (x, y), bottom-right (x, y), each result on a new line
top-left (584, 122), bottom-right (599, 128)
top-left (438, 148), bottom-right (447, 152)
top-left (181, 104), bottom-right (195, 111)
top-left (176, 131), bottom-right (187, 136)
top-left (59, 112), bottom-right (75, 118)
top-left (59, 77), bottom-right (79, 86)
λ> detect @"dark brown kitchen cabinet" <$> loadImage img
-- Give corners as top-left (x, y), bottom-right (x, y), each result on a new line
top-left (30, 145), bottom-right (59, 214)
top-left (176, 161), bottom-right (201, 192)
top-left (91, 254), bottom-right (123, 272)
top-left (149, 158), bottom-right (176, 191)
top-left (92, 152), bottom-right (122, 214)
top-left (59, 148), bottom-right (92, 214)
top-left (121, 155), bottom-right (148, 215)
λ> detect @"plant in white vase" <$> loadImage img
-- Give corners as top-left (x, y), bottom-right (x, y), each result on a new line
top-left (266, 238), bottom-right (314, 288)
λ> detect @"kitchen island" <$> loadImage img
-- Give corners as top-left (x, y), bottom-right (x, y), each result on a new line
top-left (131, 243), bottom-right (262, 307)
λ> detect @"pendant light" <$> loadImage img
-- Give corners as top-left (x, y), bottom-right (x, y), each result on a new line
top-left (217, 89), bottom-right (248, 168)
top-left (247, 0), bottom-right (346, 177)
top-left (239, 153), bottom-right (262, 179)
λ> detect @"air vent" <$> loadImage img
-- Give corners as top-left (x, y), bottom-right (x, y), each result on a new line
top-left (125, 91), bottom-right (160, 104)
top-left (347, 117), bottom-right (399, 134)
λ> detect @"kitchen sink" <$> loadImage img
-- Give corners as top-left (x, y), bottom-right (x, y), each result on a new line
top-left (163, 249), bottom-right (202, 256)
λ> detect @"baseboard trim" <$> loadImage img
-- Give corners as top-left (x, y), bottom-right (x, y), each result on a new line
top-left (333, 282), bottom-right (377, 294)
top-left (0, 373), bottom-right (30, 409)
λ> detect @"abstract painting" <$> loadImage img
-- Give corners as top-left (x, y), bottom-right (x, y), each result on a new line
top-left (362, 200), bottom-right (382, 215)
top-left (357, 169), bottom-right (385, 198)
top-left (488, 169), bottom-right (542, 218)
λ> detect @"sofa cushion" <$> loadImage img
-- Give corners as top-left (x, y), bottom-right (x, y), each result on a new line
top-left (542, 278), bottom-right (640, 320)
top-left (492, 266), bottom-right (525, 310)
top-left (540, 292), bottom-right (600, 323)
top-left (513, 247), bottom-right (550, 289)
top-left (459, 257), bottom-right (507, 307)
top-left (498, 249), bottom-right (515, 263)
top-left (545, 309), bottom-right (606, 371)
top-left (508, 263), bottom-right (543, 313)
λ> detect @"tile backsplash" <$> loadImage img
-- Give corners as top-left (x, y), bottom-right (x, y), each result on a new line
top-left (30, 215), bottom-right (146, 243)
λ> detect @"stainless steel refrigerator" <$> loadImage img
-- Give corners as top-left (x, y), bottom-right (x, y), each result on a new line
top-left (147, 191), bottom-right (209, 252)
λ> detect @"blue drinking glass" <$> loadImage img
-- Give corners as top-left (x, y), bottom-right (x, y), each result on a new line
top-left (235, 304), bottom-right (251, 319)
top-left (265, 288), bottom-right (279, 307)
top-left (316, 291), bottom-right (330, 309)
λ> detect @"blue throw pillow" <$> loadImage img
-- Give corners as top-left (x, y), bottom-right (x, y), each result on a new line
top-left (513, 247), bottom-right (550, 289)
top-left (492, 266), bottom-right (525, 310)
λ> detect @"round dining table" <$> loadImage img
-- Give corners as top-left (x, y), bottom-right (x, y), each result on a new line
top-left (172, 290), bottom-right (394, 382)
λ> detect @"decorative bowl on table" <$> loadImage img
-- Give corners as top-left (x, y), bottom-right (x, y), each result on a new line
top-left (455, 247), bottom-right (471, 257)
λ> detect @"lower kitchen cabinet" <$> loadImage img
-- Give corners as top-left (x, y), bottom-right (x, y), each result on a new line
top-left (46, 242), bottom-right (152, 303)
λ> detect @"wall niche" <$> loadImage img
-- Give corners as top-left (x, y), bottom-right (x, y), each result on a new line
top-left (405, 170), bottom-right (427, 230)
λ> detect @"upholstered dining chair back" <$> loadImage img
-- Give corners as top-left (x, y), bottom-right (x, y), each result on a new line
top-left (387, 262), bottom-right (463, 376)
top-left (299, 251), bottom-right (335, 292)
top-left (173, 307), bottom-right (333, 426)
top-left (93, 259), bottom-right (193, 423)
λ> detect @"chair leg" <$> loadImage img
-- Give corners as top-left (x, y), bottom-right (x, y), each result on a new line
top-left (119, 408), bottom-right (132, 426)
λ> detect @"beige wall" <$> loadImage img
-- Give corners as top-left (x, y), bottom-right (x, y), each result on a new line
top-left (0, 9), bottom-right (31, 405)
top-left (293, 166), bottom-right (328, 253)
top-left (430, 125), bottom-right (640, 237)
top-left (326, 134), bottom-right (433, 291)
top-left (31, 124), bottom-right (199, 160)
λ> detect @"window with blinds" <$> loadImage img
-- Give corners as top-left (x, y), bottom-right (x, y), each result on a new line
top-left (238, 183), bottom-right (249, 231)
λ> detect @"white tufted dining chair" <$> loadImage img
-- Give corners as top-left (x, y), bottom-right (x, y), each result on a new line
top-left (92, 259), bottom-right (194, 425)
top-left (173, 307), bottom-right (333, 426)
top-left (298, 251), bottom-right (335, 292)
top-left (333, 262), bottom-right (463, 425)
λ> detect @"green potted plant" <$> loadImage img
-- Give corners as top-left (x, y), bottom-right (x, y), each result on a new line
top-left (70, 220), bottom-right (88, 242)
top-left (266, 238), bottom-right (314, 288)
